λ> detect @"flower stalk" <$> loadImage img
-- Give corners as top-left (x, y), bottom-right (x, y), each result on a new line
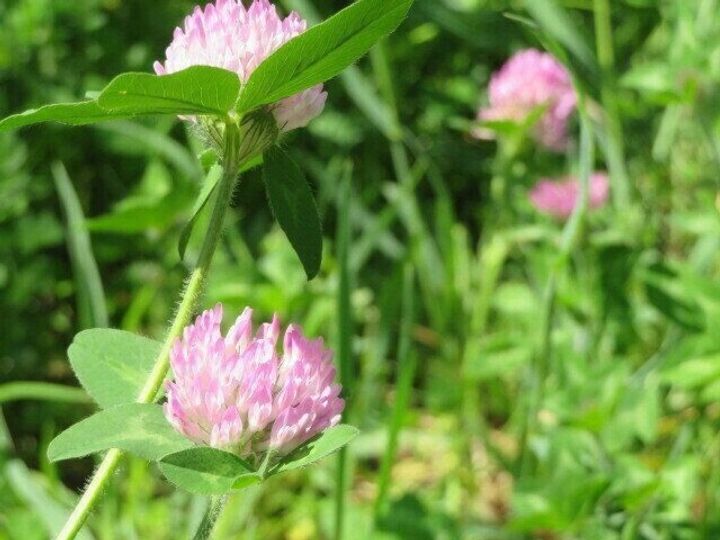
top-left (192, 495), bottom-right (229, 540)
top-left (57, 121), bottom-right (244, 540)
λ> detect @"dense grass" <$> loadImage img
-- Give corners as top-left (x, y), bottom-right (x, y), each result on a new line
top-left (2, 0), bottom-right (720, 538)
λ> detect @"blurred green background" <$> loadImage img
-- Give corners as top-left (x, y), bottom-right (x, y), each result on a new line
top-left (2, 0), bottom-right (720, 538)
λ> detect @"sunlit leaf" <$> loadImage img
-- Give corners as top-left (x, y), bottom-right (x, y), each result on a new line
top-left (98, 66), bottom-right (241, 116)
top-left (159, 447), bottom-right (259, 495)
top-left (47, 403), bottom-right (192, 462)
top-left (237, 0), bottom-right (413, 113)
top-left (68, 329), bottom-right (162, 408)
top-left (272, 425), bottom-right (358, 474)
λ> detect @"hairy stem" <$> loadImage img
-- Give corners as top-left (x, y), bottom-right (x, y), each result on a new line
top-left (57, 122), bottom-right (243, 540)
top-left (192, 495), bottom-right (228, 540)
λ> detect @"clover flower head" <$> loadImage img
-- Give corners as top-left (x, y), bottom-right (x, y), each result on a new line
top-left (530, 172), bottom-right (610, 219)
top-left (164, 304), bottom-right (344, 458)
top-left (154, 0), bottom-right (327, 132)
top-left (474, 48), bottom-right (577, 151)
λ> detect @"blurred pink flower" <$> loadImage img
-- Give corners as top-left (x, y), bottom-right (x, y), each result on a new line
top-left (474, 49), bottom-right (577, 151)
top-left (530, 172), bottom-right (610, 219)
top-left (165, 304), bottom-right (344, 456)
top-left (154, 0), bottom-right (326, 132)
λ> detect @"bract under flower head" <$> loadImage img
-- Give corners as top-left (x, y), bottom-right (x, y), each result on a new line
top-left (164, 304), bottom-right (344, 459)
top-left (154, 0), bottom-right (327, 132)
top-left (474, 48), bottom-right (577, 151)
top-left (530, 172), bottom-right (610, 219)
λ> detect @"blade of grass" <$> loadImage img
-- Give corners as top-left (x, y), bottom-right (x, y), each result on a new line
top-left (524, 0), bottom-right (596, 71)
top-left (52, 161), bottom-right (109, 329)
top-left (5, 460), bottom-right (95, 540)
top-left (0, 382), bottom-right (91, 405)
top-left (0, 408), bottom-right (12, 452)
top-left (461, 235), bottom-right (514, 471)
top-left (353, 271), bottom-right (402, 421)
top-left (335, 162), bottom-right (354, 540)
top-left (373, 262), bottom-right (416, 519)
top-left (592, 0), bottom-right (632, 209)
top-left (368, 41), bottom-right (446, 329)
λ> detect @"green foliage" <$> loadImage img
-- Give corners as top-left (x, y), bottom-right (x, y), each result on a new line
top-left (47, 403), bottom-right (192, 462)
top-left (236, 0), bottom-right (414, 113)
top-left (272, 425), bottom-right (359, 474)
top-left (262, 146), bottom-right (323, 279)
top-left (68, 329), bottom-right (161, 408)
top-left (4, 460), bottom-right (94, 540)
top-left (0, 66), bottom-right (242, 132)
top-left (51, 162), bottom-right (109, 329)
top-left (159, 448), bottom-right (259, 495)
top-left (524, 0), bottom-right (596, 71)
top-left (0, 101), bottom-right (133, 132)
top-left (97, 66), bottom-right (241, 116)
top-left (4, 0), bottom-right (720, 538)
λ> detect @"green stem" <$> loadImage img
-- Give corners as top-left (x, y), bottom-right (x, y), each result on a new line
top-left (56, 123), bottom-right (243, 540)
top-left (192, 495), bottom-right (228, 540)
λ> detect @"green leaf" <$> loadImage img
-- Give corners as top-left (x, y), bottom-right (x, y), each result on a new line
top-left (0, 101), bottom-right (134, 133)
top-left (98, 66), bottom-right (241, 116)
top-left (237, 0), bottom-right (414, 113)
top-left (178, 164), bottom-right (223, 260)
top-left (262, 146), bottom-right (323, 280)
top-left (68, 328), bottom-right (162, 408)
top-left (48, 403), bottom-right (192, 462)
top-left (159, 447), bottom-right (259, 495)
top-left (0, 66), bottom-right (241, 132)
top-left (284, 0), bottom-right (403, 140)
top-left (272, 425), bottom-right (359, 474)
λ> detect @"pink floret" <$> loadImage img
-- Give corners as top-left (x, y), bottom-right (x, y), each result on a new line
top-left (164, 304), bottom-right (344, 457)
top-left (529, 172), bottom-right (610, 219)
top-left (154, 0), bottom-right (326, 131)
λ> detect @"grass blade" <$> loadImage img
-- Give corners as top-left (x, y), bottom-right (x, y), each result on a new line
top-left (334, 162), bottom-right (354, 540)
top-left (5, 460), bottom-right (95, 540)
top-left (51, 162), bottom-right (109, 328)
top-left (374, 262), bottom-right (416, 519)
top-left (0, 383), bottom-right (91, 405)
